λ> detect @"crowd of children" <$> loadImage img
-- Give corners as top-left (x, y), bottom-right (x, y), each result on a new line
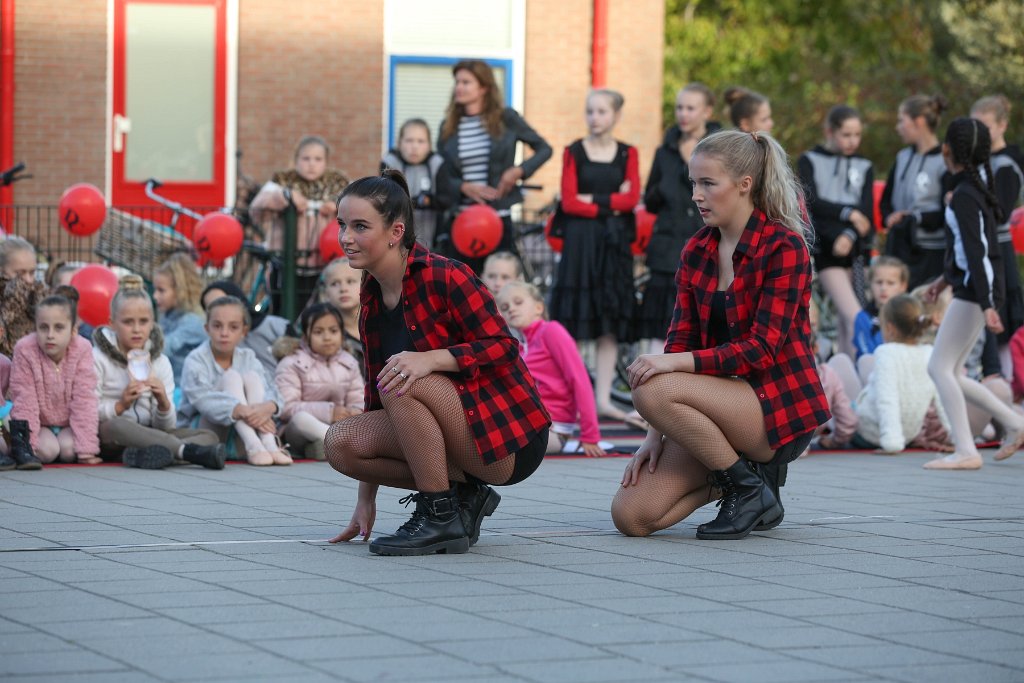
top-left (2, 70), bottom-right (1023, 476)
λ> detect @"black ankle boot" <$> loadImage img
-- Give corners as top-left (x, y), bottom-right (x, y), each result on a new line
top-left (9, 420), bottom-right (42, 470)
top-left (123, 445), bottom-right (174, 469)
top-left (696, 459), bottom-right (781, 540)
top-left (455, 482), bottom-right (501, 546)
top-left (0, 449), bottom-right (15, 471)
top-left (182, 443), bottom-right (226, 470)
top-left (753, 461), bottom-right (786, 531)
top-left (369, 489), bottom-right (470, 556)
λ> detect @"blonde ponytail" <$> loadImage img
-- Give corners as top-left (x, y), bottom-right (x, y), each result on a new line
top-left (692, 129), bottom-right (812, 251)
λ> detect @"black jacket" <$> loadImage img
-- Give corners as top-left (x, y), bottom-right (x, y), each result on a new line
top-left (642, 122), bottom-right (722, 273)
top-left (435, 107), bottom-right (552, 212)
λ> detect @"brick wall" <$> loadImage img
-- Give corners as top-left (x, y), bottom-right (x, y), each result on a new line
top-left (523, 0), bottom-right (664, 210)
top-left (12, 0), bottom-right (107, 206)
top-left (236, 0), bottom-right (384, 189)
top-left (7, 0), bottom-right (662, 220)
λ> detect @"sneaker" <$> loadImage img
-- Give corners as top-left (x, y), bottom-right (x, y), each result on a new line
top-left (123, 445), bottom-right (174, 469)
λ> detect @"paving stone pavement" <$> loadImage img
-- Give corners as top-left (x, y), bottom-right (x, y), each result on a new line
top-left (2, 451), bottom-right (1024, 682)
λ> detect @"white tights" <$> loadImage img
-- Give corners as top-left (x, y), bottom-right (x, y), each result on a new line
top-left (284, 411), bottom-right (330, 448)
top-left (928, 299), bottom-right (1024, 457)
top-left (219, 369), bottom-right (279, 456)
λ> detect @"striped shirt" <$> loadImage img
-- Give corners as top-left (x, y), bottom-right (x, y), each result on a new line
top-left (458, 116), bottom-right (491, 205)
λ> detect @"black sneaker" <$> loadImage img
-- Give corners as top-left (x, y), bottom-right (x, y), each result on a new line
top-left (182, 443), bottom-right (226, 470)
top-left (123, 445), bottom-right (174, 469)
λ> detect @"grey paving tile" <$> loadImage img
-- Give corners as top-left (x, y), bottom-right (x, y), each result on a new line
top-left (677, 659), bottom-right (865, 683)
top-left (876, 661), bottom-right (1024, 682)
top-left (0, 650), bottom-right (129, 676)
top-left (255, 633), bottom-right (431, 661)
top-left (500, 657), bottom-right (675, 683)
top-left (132, 651), bottom-right (326, 681)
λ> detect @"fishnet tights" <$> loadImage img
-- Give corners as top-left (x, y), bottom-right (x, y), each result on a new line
top-left (324, 374), bottom-right (515, 492)
top-left (611, 372), bottom-right (772, 537)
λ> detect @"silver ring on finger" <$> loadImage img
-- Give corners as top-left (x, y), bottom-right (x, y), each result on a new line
top-left (400, 372), bottom-right (408, 379)
top-left (391, 367), bottom-right (399, 373)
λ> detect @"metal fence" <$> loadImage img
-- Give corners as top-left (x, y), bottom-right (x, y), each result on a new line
top-left (1, 203), bottom-right (563, 320)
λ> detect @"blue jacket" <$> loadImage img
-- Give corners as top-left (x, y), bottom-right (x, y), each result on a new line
top-left (159, 308), bottom-right (208, 385)
top-left (853, 308), bottom-right (883, 358)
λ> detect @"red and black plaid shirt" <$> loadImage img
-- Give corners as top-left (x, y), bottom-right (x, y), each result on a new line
top-left (666, 209), bottom-right (831, 449)
top-left (360, 244), bottom-right (550, 463)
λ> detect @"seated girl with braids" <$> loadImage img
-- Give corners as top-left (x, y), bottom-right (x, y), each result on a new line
top-left (325, 170), bottom-right (550, 556)
top-left (612, 129), bottom-right (831, 540)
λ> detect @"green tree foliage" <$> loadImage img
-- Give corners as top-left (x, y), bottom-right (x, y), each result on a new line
top-left (663, 0), bottom-right (1024, 174)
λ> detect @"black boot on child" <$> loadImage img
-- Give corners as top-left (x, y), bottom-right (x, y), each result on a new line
top-left (369, 489), bottom-right (470, 556)
top-left (696, 459), bottom-right (782, 540)
top-left (9, 420), bottom-right (42, 470)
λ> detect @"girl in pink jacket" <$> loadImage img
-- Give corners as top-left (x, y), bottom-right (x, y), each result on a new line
top-left (497, 282), bottom-right (605, 456)
top-left (275, 302), bottom-right (363, 459)
top-left (10, 290), bottom-right (100, 465)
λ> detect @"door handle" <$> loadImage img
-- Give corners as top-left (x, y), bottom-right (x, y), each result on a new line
top-left (113, 114), bottom-right (132, 153)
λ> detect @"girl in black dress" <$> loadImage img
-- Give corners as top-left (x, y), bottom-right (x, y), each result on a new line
top-left (639, 83), bottom-right (720, 350)
top-left (549, 89), bottom-right (641, 425)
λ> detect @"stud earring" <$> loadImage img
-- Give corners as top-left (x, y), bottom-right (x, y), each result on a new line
top-left (388, 241), bottom-right (394, 248)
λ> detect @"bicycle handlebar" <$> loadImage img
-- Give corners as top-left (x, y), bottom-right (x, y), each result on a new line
top-left (144, 178), bottom-right (205, 222)
top-left (1, 162), bottom-right (30, 187)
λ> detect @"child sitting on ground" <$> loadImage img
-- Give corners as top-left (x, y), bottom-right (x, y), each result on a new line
top-left (497, 281), bottom-right (605, 456)
top-left (274, 302), bottom-right (363, 460)
top-left (0, 350), bottom-right (12, 469)
top-left (153, 253), bottom-right (208, 384)
top-left (9, 289), bottom-right (99, 467)
top-left (200, 280), bottom-right (290, 377)
top-left (314, 258), bottom-right (363, 366)
top-left (853, 294), bottom-right (948, 453)
top-left (853, 256), bottom-right (909, 359)
top-left (180, 295), bottom-right (288, 466)
top-left (481, 251), bottom-right (525, 298)
top-left (93, 276), bottom-right (224, 470)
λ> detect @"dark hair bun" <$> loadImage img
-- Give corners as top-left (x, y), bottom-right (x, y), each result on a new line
top-left (53, 284), bottom-right (79, 303)
top-left (381, 168), bottom-right (411, 199)
top-left (932, 94), bottom-right (949, 115)
top-left (723, 86), bottom-right (749, 105)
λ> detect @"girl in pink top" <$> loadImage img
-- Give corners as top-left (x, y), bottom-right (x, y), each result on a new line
top-left (497, 282), bottom-right (605, 456)
top-left (10, 290), bottom-right (100, 464)
top-left (275, 302), bottom-right (364, 459)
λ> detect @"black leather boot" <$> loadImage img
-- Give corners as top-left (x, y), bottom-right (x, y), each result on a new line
top-left (9, 420), bottom-right (42, 470)
top-left (369, 489), bottom-right (470, 556)
top-left (0, 449), bottom-right (15, 471)
top-left (696, 459), bottom-right (781, 540)
top-left (753, 461), bottom-right (786, 530)
top-left (182, 443), bottom-right (226, 470)
top-left (123, 445), bottom-right (174, 469)
top-left (455, 481), bottom-right (501, 546)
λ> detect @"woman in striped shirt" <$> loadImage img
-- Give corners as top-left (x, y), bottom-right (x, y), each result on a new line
top-left (435, 59), bottom-right (552, 273)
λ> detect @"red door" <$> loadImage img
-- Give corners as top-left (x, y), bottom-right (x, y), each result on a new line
top-left (110, 0), bottom-right (228, 222)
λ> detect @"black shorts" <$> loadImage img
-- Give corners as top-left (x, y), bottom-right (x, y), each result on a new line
top-left (768, 430), bottom-right (815, 466)
top-left (504, 427), bottom-right (549, 486)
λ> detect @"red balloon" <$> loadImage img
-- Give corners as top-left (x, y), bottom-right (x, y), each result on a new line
top-left (59, 183), bottom-right (107, 236)
top-left (319, 222), bottom-right (344, 262)
top-left (193, 213), bottom-right (244, 262)
top-left (70, 264), bottom-right (119, 327)
top-left (872, 180), bottom-right (885, 234)
top-left (1011, 207), bottom-right (1024, 255)
top-left (632, 207), bottom-right (655, 256)
top-left (544, 211), bottom-right (563, 253)
top-left (452, 205), bottom-right (503, 258)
